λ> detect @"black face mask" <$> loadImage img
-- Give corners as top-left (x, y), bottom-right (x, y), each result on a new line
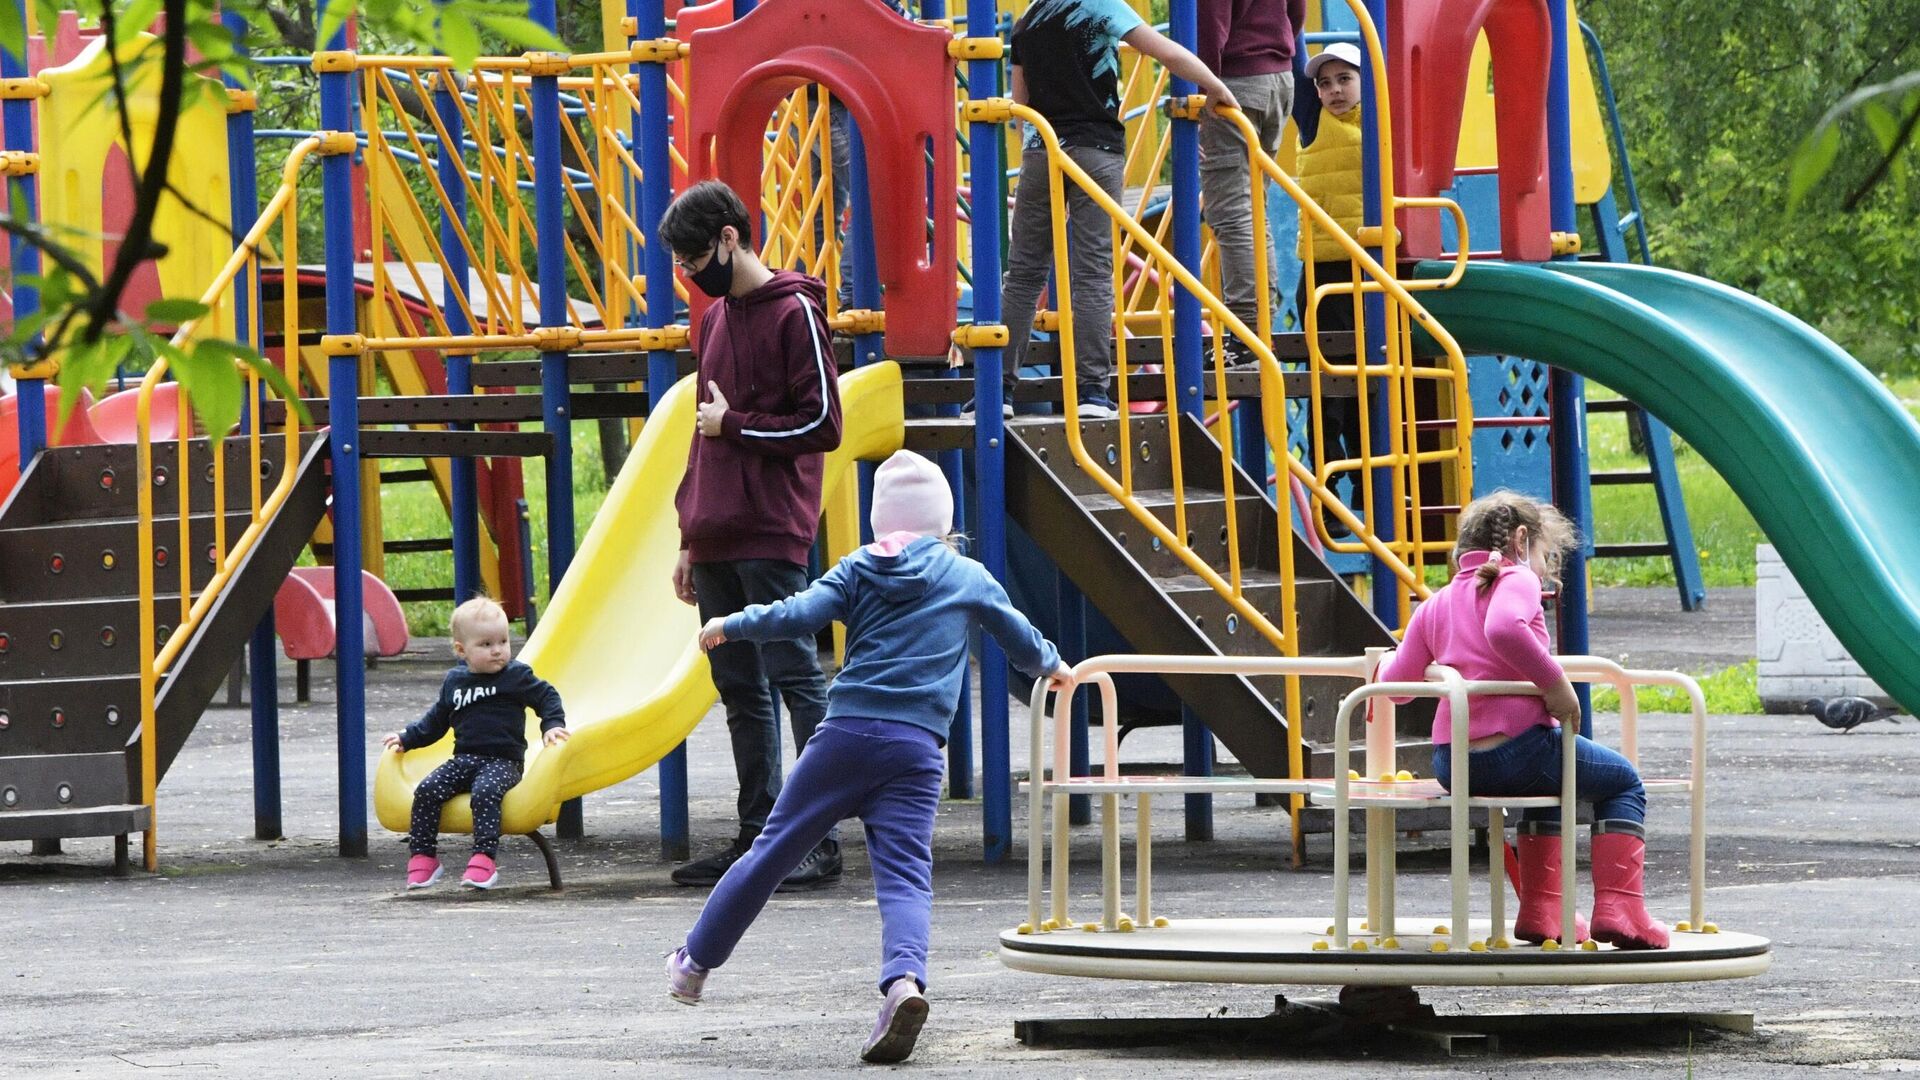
top-left (687, 240), bottom-right (734, 299)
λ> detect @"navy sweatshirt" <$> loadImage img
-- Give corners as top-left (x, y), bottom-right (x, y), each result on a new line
top-left (399, 661), bottom-right (566, 764)
top-left (724, 536), bottom-right (1062, 739)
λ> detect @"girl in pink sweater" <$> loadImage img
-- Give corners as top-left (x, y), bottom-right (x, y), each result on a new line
top-left (1378, 491), bottom-right (1668, 950)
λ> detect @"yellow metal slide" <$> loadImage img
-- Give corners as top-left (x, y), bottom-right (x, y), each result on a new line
top-left (374, 363), bottom-right (906, 836)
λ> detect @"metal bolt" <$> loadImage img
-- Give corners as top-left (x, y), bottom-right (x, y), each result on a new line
top-left (2, 787), bottom-right (16, 807)
top-left (99, 468), bottom-right (115, 490)
top-left (106, 705), bottom-right (121, 726)
top-left (48, 630), bottom-right (62, 651)
top-left (100, 626), bottom-right (116, 647)
top-left (0, 710), bottom-right (9, 729)
top-left (55, 783), bottom-right (72, 804)
top-left (51, 708), bottom-right (65, 728)
top-left (989, 438), bottom-right (1000, 448)
top-left (102, 550), bottom-right (116, 570)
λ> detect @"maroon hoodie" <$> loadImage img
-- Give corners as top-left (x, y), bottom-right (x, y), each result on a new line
top-left (676, 270), bottom-right (844, 565)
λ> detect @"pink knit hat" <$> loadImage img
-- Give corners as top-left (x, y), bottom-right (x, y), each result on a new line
top-left (870, 450), bottom-right (953, 538)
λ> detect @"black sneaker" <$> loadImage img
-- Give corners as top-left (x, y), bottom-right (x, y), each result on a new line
top-left (776, 838), bottom-right (842, 892)
top-left (1220, 340), bottom-right (1263, 371)
top-left (671, 835), bottom-right (754, 887)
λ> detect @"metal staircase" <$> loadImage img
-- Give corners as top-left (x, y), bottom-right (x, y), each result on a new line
top-left (0, 434), bottom-right (330, 869)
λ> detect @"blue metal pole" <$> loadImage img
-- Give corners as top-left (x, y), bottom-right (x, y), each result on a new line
top-left (1544, 0), bottom-right (1592, 731)
top-left (320, 22), bottom-right (368, 857)
top-left (847, 118), bottom-right (882, 540)
top-left (1167, 0), bottom-right (1214, 843)
top-left (225, 12), bottom-right (282, 841)
top-left (944, 455), bottom-right (972, 798)
top-left (637, 0), bottom-right (690, 861)
top-left (1358, 0), bottom-right (1398, 629)
top-left (3, 0), bottom-right (44, 462)
top-left (434, 69), bottom-right (480, 608)
top-left (967, 0), bottom-right (1012, 863)
top-left (527, 0), bottom-right (582, 839)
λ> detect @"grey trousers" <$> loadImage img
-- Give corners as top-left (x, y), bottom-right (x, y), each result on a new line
top-left (1000, 142), bottom-right (1125, 401)
top-left (1199, 71), bottom-right (1294, 336)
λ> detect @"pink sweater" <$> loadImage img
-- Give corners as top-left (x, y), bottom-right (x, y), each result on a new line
top-left (1376, 550), bottom-right (1564, 745)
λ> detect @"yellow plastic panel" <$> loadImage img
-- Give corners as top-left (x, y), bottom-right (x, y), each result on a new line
top-left (375, 362), bottom-right (906, 835)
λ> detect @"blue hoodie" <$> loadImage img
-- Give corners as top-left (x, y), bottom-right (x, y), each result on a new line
top-left (723, 536), bottom-right (1062, 739)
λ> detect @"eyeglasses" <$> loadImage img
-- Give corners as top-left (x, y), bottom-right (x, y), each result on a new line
top-left (673, 246), bottom-right (716, 272)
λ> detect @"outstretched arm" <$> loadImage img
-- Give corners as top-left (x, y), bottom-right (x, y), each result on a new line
top-left (970, 568), bottom-right (1062, 679)
top-left (1123, 25), bottom-right (1240, 111)
top-left (715, 562), bottom-right (854, 645)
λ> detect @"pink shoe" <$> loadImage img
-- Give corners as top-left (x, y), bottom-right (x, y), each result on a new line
top-left (462, 853), bottom-right (499, 890)
top-left (406, 854), bottom-right (442, 890)
top-left (861, 978), bottom-right (929, 1064)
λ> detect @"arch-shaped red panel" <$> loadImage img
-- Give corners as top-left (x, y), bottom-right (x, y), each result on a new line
top-left (687, 0), bottom-right (956, 358)
top-left (1386, 0), bottom-right (1552, 262)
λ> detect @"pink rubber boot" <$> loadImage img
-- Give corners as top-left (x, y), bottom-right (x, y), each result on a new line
top-left (1511, 831), bottom-right (1590, 944)
top-left (1589, 832), bottom-right (1670, 950)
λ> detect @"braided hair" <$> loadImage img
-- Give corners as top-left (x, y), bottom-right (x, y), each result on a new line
top-left (1454, 490), bottom-right (1579, 591)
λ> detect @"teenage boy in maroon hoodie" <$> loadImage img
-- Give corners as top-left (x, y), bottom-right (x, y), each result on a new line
top-left (664, 180), bottom-right (846, 890)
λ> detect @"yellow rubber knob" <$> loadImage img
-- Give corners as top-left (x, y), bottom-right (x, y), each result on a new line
top-left (1379, 937), bottom-right (1399, 950)
top-left (1542, 939), bottom-right (1561, 952)
top-left (1153, 917), bottom-right (1170, 928)
top-left (1351, 939), bottom-right (1369, 952)
top-left (1016, 923), bottom-right (1034, 935)
top-left (1430, 941), bottom-right (1450, 953)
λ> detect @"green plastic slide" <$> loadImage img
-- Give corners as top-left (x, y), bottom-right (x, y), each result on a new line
top-left (1412, 259), bottom-right (1920, 714)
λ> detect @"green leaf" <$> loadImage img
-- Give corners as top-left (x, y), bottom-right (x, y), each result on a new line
top-left (1861, 100), bottom-right (1901, 155)
top-left (1787, 124), bottom-right (1841, 211)
top-left (473, 12), bottom-right (565, 52)
top-left (0, 0), bottom-right (24, 65)
top-left (146, 298), bottom-right (212, 324)
top-left (167, 339), bottom-right (244, 438)
top-left (438, 9), bottom-right (482, 69)
top-left (317, 0), bottom-right (358, 51)
top-left (186, 20), bottom-right (235, 62)
top-left (115, 0), bottom-right (164, 45)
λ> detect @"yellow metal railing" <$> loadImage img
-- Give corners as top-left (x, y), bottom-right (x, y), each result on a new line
top-left (134, 137), bottom-right (320, 871)
top-left (1001, 1), bottom-right (1472, 822)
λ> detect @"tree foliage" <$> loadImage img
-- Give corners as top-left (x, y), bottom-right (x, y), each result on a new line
top-left (1585, 0), bottom-right (1920, 375)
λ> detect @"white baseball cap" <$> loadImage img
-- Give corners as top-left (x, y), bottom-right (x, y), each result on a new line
top-left (1305, 42), bottom-right (1365, 80)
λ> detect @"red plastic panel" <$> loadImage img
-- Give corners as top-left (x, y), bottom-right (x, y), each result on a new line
top-left (275, 566), bottom-right (410, 659)
top-left (1385, 0), bottom-right (1552, 261)
top-left (90, 382), bottom-right (181, 445)
top-left (686, 0), bottom-right (957, 357)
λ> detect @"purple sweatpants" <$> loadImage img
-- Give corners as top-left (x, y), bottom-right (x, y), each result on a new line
top-left (685, 716), bottom-right (944, 992)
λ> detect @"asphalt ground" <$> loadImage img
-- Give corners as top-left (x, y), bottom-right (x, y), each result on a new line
top-left (8, 586), bottom-right (1920, 1077)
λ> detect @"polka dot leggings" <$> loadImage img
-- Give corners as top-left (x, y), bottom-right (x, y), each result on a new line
top-left (409, 754), bottom-right (523, 858)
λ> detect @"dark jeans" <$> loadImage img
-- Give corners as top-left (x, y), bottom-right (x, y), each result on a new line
top-left (1432, 724), bottom-right (1647, 829)
top-left (693, 559), bottom-right (832, 837)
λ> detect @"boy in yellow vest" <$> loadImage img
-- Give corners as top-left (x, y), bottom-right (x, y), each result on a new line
top-left (1294, 41), bottom-right (1366, 527)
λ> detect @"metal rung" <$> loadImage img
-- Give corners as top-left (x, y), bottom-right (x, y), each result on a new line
top-left (392, 587), bottom-right (455, 602)
top-left (383, 538), bottom-right (453, 554)
top-left (1586, 398), bottom-right (1636, 414)
top-left (1590, 469), bottom-right (1655, 485)
top-left (379, 468), bottom-right (434, 484)
top-left (1594, 542), bottom-right (1674, 558)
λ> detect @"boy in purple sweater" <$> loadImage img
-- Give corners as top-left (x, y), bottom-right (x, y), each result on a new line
top-left (664, 180), bottom-right (846, 892)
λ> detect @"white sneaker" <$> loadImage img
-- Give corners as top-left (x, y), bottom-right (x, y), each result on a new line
top-left (1076, 401), bottom-right (1119, 420)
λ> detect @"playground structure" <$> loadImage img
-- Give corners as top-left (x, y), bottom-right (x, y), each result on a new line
top-left (3, 0), bottom-right (1919, 1014)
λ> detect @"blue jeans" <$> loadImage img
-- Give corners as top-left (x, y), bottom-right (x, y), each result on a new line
top-left (1432, 724), bottom-right (1646, 830)
top-left (686, 716), bottom-right (945, 993)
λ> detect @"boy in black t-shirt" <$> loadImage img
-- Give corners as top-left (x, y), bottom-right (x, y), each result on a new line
top-left (385, 597), bottom-right (567, 891)
top-left (983, 0), bottom-right (1236, 419)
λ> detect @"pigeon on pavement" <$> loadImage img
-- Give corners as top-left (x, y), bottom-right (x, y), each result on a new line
top-left (1805, 696), bottom-right (1904, 733)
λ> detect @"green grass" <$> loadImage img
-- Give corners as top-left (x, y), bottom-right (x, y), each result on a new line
top-left (373, 417), bottom-right (616, 638)
top-left (1589, 660), bottom-right (1761, 715)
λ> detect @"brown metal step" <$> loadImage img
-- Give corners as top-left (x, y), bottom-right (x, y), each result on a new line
top-left (358, 429), bottom-right (552, 459)
top-left (0, 597), bottom-right (141, 680)
top-left (0, 511), bottom-right (255, 602)
top-left (0, 681), bottom-right (141, 756)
